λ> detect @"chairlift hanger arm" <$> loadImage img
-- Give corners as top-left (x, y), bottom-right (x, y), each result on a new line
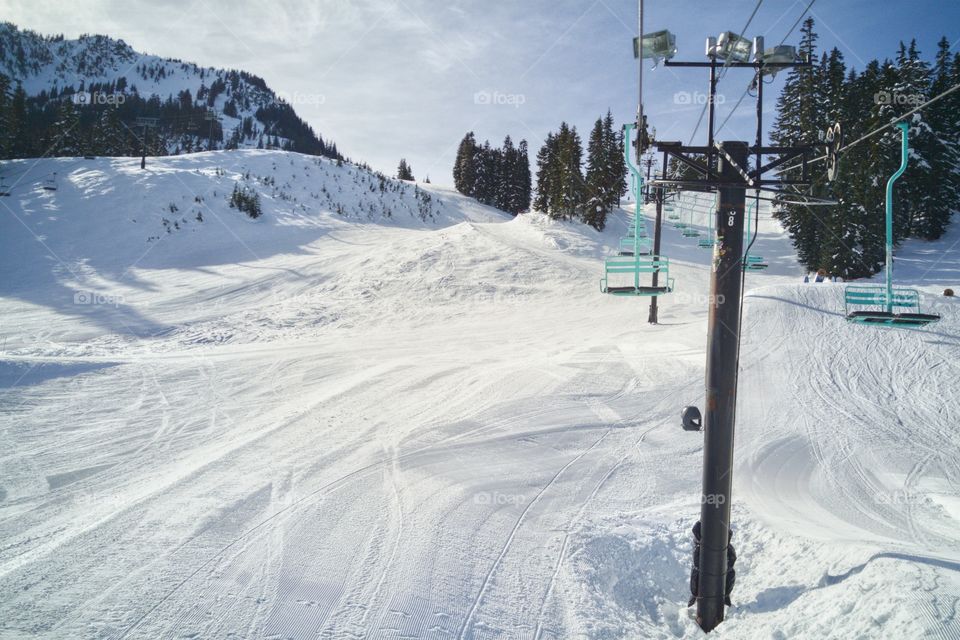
top-left (651, 180), bottom-right (824, 200)
top-left (658, 143), bottom-right (713, 153)
top-left (748, 193), bottom-right (838, 205)
top-left (746, 145), bottom-right (819, 180)
top-left (658, 142), bottom-right (817, 186)
top-left (750, 144), bottom-right (820, 155)
top-left (654, 145), bottom-right (718, 182)
top-left (751, 149), bottom-right (809, 177)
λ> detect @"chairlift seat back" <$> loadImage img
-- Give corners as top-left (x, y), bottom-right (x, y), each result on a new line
top-left (601, 255), bottom-right (675, 297)
top-left (844, 285), bottom-right (939, 325)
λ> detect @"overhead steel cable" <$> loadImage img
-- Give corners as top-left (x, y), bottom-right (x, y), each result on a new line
top-left (776, 80), bottom-right (960, 176)
top-left (715, 0), bottom-right (818, 136)
top-left (685, 0), bottom-right (765, 145)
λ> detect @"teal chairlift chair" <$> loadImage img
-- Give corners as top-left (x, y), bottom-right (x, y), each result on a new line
top-left (601, 123), bottom-right (675, 297)
top-left (844, 122), bottom-right (940, 327)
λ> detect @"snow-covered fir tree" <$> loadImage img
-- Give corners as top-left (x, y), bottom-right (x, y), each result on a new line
top-left (452, 132), bottom-right (531, 215)
top-left (770, 17), bottom-right (959, 279)
top-left (397, 158), bottom-right (414, 181)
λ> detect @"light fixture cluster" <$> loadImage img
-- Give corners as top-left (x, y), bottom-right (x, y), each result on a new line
top-left (634, 30), bottom-right (803, 75)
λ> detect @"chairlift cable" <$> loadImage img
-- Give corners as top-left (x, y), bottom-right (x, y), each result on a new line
top-left (0, 157), bottom-right (91, 196)
top-left (779, 0), bottom-right (818, 47)
top-left (776, 80), bottom-right (960, 176)
top-left (686, 0), bottom-right (765, 145)
top-left (715, 0), bottom-right (817, 136)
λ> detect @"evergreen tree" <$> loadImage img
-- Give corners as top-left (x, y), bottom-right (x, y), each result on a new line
top-left (95, 107), bottom-right (130, 156)
top-left (551, 122), bottom-right (585, 221)
top-left (826, 65), bottom-right (885, 278)
top-left (583, 111), bottom-right (628, 230)
top-left (816, 48), bottom-right (854, 274)
top-left (0, 74), bottom-right (12, 159)
top-left (8, 82), bottom-right (30, 158)
top-left (513, 139), bottom-right (532, 214)
top-left (453, 132), bottom-right (478, 196)
top-left (533, 132), bottom-right (556, 212)
top-left (951, 49), bottom-right (960, 208)
top-left (397, 158), bottom-right (414, 181)
top-left (768, 23), bottom-right (960, 278)
top-left (496, 136), bottom-right (516, 212)
top-left (770, 17), bottom-right (826, 271)
top-left (50, 100), bottom-right (83, 156)
top-left (893, 40), bottom-right (939, 239)
top-left (229, 182), bottom-right (263, 218)
top-left (584, 117), bottom-right (610, 230)
top-left (606, 111), bottom-right (628, 207)
top-left (450, 132), bottom-right (530, 214)
top-left (917, 36), bottom-right (956, 239)
top-left (473, 140), bottom-right (498, 205)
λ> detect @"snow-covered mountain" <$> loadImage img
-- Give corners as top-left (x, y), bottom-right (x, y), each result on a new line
top-left (0, 22), bottom-right (341, 157)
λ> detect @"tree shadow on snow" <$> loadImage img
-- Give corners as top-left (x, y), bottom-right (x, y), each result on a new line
top-left (748, 294), bottom-right (846, 318)
top-left (0, 359), bottom-right (119, 390)
top-left (819, 551), bottom-right (960, 587)
top-left (0, 157), bottom-right (334, 337)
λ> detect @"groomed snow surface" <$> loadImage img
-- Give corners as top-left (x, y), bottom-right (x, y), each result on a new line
top-left (1, 151), bottom-right (958, 639)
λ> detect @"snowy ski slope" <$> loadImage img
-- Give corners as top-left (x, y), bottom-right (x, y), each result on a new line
top-left (0, 151), bottom-right (958, 639)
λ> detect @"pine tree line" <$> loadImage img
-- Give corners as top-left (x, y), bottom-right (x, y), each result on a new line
top-left (0, 73), bottom-right (343, 161)
top-left (772, 18), bottom-right (960, 279)
top-left (453, 133), bottom-right (532, 215)
top-left (533, 111), bottom-right (627, 231)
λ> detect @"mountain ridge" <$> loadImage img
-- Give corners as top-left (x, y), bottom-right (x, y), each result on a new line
top-left (0, 22), bottom-right (342, 160)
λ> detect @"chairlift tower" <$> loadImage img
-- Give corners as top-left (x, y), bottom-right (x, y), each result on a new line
top-left (135, 116), bottom-right (160, 169)
top-left (649, 31), bottom-right (824, 633)
top-left (647, 150), bottom-right (670, 324)
top-left (204, 108), bottom-right (221, 151)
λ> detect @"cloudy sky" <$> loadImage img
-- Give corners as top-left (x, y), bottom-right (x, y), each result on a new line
top-left (3, 0), bottom-right (959, 184)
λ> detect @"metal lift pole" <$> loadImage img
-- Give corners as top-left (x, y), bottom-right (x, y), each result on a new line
top-left (755, 39), bottom-right (764, 232)
top-left (696, 140), bottom-right (749, 632)
top-left (637, 0), bottom-right (644, 166)
top-left (140, 123), bottom-right (148, 170)
top-left (135, 117), bottom-right (160, 170)
top-left (648, 151), bottom-right (667, 324)
top-left (205, 108), bottom-right (220, 151)
top-left (707, 55), bottom-right (718, 173)
top-left (645, 155), bottom-right (653, 202)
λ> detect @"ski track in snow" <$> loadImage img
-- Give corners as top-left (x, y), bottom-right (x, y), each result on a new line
top-left (1, 151), bottom-right (959, 639)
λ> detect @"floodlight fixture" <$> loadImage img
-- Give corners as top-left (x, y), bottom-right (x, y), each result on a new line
top-left (710, 31), bottom-right (752, 62)
top-left (634, 30), bottom-right (677, 63)
top-left (760, 45), bottom-right (800, 74)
